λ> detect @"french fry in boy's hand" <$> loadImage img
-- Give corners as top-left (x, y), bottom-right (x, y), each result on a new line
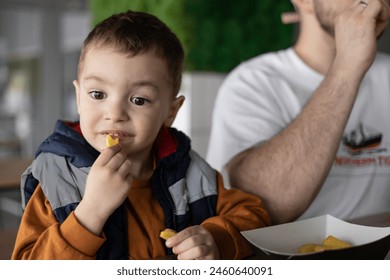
top-left (106, 134), bottom-right (119, 147)
top-left (159, 228), bottom-right (177, 240)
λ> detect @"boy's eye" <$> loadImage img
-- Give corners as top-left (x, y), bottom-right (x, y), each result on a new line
top-left (90, 91), bottom-right (105, 100)
top-left (131, 97), bottom-right (149, 106)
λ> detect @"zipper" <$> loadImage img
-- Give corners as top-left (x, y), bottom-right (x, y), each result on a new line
top-left (159, 167), bottom-right (177, 231)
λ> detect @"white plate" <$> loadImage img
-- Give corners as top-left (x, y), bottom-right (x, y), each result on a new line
top-left (241, 214), bottom-right (390, 256)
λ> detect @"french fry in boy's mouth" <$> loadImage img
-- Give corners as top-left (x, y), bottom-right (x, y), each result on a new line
top-left (106, 134), bottom-right (119, 147)
top-left (159, 229), bottom-right (177, 240)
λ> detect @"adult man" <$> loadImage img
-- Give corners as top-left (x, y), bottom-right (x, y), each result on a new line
top-left (207, 0), bottom-right (390, 224)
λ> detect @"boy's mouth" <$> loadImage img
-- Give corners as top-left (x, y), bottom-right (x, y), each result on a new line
top-left (105, 132), bottom-right (119, 139)
top-left (102, 130), bottom-right (130, 139)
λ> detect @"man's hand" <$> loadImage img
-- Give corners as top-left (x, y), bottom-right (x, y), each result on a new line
top-left (165, 225), bottom-right (220, 260)
top-left (75, 144), bottom-right (132, 235)
top-left (334, 0), bottom-right (390, 74)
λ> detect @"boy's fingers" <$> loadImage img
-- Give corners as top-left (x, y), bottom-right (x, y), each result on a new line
top-left (166, 226), bottom-right (209, 250)
top-left (95, 144), bottom-right (123, 166)
top-left (116, 159), bottom-right (132, 178)
top-left (165, 226), bottom-right (197, 247)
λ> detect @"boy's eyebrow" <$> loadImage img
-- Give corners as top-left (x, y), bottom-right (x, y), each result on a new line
top-left (83, 75), bottom-right (161, 92)
top-left (132, 81), bottom-right (161, 93)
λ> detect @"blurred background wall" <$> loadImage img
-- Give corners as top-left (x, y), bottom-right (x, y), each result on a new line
top-left (0, 0), bottom-right (90, 158)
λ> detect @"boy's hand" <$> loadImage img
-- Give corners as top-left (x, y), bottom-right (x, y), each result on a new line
top-left (165, 225), bottom-right (220, 260)
top-left (75, 144), bottom-right (132, 235)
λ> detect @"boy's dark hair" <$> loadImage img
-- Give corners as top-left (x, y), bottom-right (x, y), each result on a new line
top-left (78, 10), bottom-right (185, 96)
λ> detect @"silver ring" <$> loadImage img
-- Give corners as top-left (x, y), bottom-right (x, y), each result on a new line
top-left (359, 1), bottom-right (368, 8)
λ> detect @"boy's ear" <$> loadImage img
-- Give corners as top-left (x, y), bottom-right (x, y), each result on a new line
top-left (164, 95), bottom-right (185, 127)
top-left (73, 80), bottom-right (81, 115)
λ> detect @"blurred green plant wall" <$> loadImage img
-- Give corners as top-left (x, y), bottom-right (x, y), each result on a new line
top-left (90, 0), bottom-right (295, 73)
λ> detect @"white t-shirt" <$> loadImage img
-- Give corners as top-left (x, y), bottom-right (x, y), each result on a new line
top-left (207, 48), bottom-right (390, 220)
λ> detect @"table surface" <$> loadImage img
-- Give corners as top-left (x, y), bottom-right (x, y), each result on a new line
top-left (0, 158), bottom-right (32, 190)
top-left (0, 157), bottom-right (32, 259)
top-left (0, 230), bottom-right (17, 260)
top-left (1, 212), bottom-right (389, 260)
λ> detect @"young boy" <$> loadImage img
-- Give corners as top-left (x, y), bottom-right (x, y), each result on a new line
top-left (12, 10), bottom-right (270, 260)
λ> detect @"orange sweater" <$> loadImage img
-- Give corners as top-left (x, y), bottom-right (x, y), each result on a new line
top-left (12, 174), bottom-right (270, 259)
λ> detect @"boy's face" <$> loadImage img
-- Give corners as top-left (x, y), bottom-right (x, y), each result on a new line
top-left (73, 46), bottom-right (184, 159)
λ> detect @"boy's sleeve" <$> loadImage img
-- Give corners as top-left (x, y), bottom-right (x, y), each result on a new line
top-left (201, 173), bottom-right (271, 259)
top-left (12, 184), bottom-right (106, 260)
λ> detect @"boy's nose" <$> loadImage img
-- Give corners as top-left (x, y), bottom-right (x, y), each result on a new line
top-left (104, 102), bottom-right (129, 122)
